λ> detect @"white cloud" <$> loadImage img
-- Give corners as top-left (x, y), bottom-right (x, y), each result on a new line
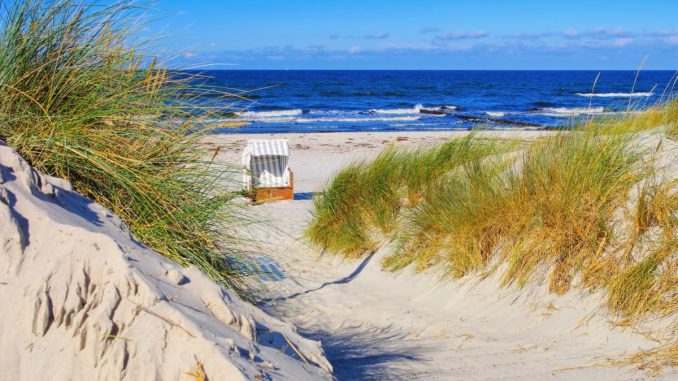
top-left (564, 27), bottom-right (634, 39)
top-left (563, 28), bottom-right (579, 38)
top-left (649, 29), bottom-right (678, 37)
top-left (609, 37), bottom-right (634, 47)
top-left (419, 27), bottom-right (442, 34)
top-left (436, 30), bottom-right (489, 40)
top-left (503, 32), bottom-right (555, 39)
top-left (364, 32), bottom-right (390, 40)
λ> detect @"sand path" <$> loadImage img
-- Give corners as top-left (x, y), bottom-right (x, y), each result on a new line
top-left (213, 131), bottom-right (676, 381)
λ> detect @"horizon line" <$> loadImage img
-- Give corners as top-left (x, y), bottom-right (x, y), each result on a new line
top-left (171, 68), bottom-right (678, 71)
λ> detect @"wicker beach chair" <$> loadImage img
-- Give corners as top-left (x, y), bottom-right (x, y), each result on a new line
top-left (242, 139), bottom-right (294, 203)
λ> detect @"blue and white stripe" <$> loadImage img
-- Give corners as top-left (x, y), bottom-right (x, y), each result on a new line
top-left (242, 139), bottom-right (291, 188)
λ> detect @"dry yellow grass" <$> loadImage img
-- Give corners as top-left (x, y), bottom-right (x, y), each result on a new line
top-left (308, 98), bottom-right (678, 373)
top-left (186, 361), bottom-right (208, 381)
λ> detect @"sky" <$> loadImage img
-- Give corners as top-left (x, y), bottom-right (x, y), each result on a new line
top-left (142, 0), bottom-right (678, 70)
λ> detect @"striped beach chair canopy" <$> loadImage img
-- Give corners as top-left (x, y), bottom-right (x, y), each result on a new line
top-left (242, 139), bottom-right (291, 188)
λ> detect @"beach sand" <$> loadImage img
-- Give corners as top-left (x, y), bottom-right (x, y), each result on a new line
top-left (0, 140), bottom-right (332, 381)
top-left (208, 130), bottom-right (553, 193)
top-left (211, 130), bottom-right (678, 381)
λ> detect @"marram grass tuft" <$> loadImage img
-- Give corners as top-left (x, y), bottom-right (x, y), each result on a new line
top-left (0, 0), bottom-right (257, 294)
top-left (305, 135), bottom-right (505, 257)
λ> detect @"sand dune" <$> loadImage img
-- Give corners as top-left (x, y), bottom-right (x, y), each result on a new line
top-left (0, 140), bottom-right (332, 381)
top-left (214, 130), bottom-right (677, 380)
top-left (1, 128), bottom-right (674, 380)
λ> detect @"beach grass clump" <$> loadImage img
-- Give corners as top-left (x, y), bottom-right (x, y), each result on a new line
top-left (386, 129), bottom-right (644, 294)
top-left (587, 98), bottom-right (678, 136)
top-left (306, 135), bottom-right (501, 257)
top-left (606, 179), bottom-right (677, 320)
top-left (384, 155), bottom-right (511, 275)
top-left (663, 99), bottom-right (678, 138)
top-left (306, 164), bottom-right (376, 256)
top-left (499, 131), bottom-right (644, 293)
top-left (0, 0), bottom-right (254, 292)
top-left (309, 102), bottom-right (675, 302)
top-left (309, 113), bottom-right (677, 370)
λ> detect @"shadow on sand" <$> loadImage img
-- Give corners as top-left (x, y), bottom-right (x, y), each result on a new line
top-left (304, 324), bottom-right (437, 381)
top-left (261, 252), bottom-right (375, 303)
top-left (293, 192), bottom-right (318, 200)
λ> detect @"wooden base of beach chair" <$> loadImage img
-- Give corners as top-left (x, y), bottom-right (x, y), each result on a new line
top-left (252, 187), bottom-right (293, 203)
top-left (251, 171), bottom-right (294, 203)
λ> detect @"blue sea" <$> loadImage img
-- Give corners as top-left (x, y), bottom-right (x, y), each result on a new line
top-left (192, 70), bottom-right (677, 133)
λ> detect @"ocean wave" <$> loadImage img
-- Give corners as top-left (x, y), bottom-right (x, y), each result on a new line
top-left (370, 104), bottom-right (456, 115)
top-left (536, 106), bottom-right (606, 116)
top-left (233, 113), bottom-right (423, 124)
top-left (485, 111), bottom-right (506, 117)
top-left (238, 109), bottom-right (304, 119)
top-left (575, 92), bottom-right (654, 97)
top-left (370, 104), bottom-right (423, 114)
top-left (297, 116), bottom-right (421, 123)
top-left (306, 109), bottom-right (346, 116)
top-left (389, 122), bottom-right (457, 127)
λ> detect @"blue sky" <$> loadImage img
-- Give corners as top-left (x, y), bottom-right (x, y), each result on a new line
top-left (144, 0), bottom-right (678, 70)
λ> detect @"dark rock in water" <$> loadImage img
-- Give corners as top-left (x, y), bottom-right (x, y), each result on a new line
top-left (456, 114), bottom-right (544, 128)
top-left (456, 114), bottom-right (486, 123)
top-left (531, 101), bottom-right (556, 108)
top-left (492, 118), bottom-right (543, 127)
top-left (419, 108), bottom-right (446, 116)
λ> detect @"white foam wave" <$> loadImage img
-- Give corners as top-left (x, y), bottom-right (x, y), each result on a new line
top-left (485, 111), bottom-right (506, 117)
top-left (370, 104), bottom-right (456, 115)
top-left (538, 107), bottom-right (606, 117)
top-left (297, 116), bottom-right (421, 123)
top-left (237, 117), bottom-right (299, 123)
top-left (575, 92), bottom-right (654, 97)
top-left (233, 109), bottom-right (423, 124)
top-left (389, 122), bottom-right (449, 127)
top-left (370, 104), bottom-right (424, 115)
top-left (238, 109), bottom-right (303, 119)
top-left (427, 105), bottom-right (458, 111)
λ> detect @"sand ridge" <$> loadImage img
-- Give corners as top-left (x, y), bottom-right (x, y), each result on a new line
top-left (0, 140), bottom-right (332, 381)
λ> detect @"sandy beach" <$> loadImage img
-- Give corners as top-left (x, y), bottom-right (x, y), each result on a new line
top-left (208, 130), bottom-right (554, 193)
top-left (210, 130), bottom-right (678, 381)
top-left (1, 1), bottom-right (677, 380)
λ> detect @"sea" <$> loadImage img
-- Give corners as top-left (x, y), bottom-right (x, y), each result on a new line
top-left (190, 70), bottom-right (677, 133)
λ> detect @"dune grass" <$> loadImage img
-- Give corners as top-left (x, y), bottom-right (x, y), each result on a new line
top-left (606, 178), bottom-right (677, 321)
top-left (386, 129), bottom-right (645, 294)
top-left (0, 0), bottom-right (256, 293)
top-left (384, 153), bottom-right (511, 276)
top-left (664, 99), bottom-right (678, 138)
top-left (307, 100), bottom-right (678, 371)
top-left (590, 97), bottom-right (678, 136)
top-left (306, 135), bottom-right (506, 257)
